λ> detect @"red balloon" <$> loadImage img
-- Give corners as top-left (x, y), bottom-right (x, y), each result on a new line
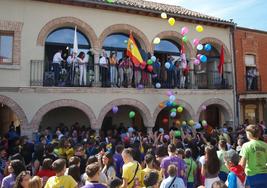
top-left (162, 118), bottom-right (168, 124)
top-left (140, 63), bottom-right (146, 70)
top-left (147, 65), bottom-right (153, 72)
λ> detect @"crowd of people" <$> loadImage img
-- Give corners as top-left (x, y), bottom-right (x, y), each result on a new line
top-left (0, 120), bottom-right (267, 188)
top-left (51, 49), bottom-right (189, 89)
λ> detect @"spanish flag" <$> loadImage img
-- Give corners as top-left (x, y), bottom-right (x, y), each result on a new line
top-left (127, 32), bottom-right (144, 66)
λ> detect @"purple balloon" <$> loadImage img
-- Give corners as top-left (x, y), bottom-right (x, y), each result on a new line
top-left (137, 84), bottom-right (144, 90)
top-left (167, 90), bottom-right (173, 96)
top-left (112, 106), bottom-right (118, 113)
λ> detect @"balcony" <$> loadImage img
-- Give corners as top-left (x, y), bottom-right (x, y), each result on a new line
top-left (30, 60), bottom-right (233, 89)
top-left (245, 75), bottom-right (261, 92)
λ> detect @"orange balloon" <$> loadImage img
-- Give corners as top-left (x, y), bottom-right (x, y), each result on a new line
top-left (175, 120), bottom-right (181, 126)
top-left (159, 102), bottom-right (165, 108)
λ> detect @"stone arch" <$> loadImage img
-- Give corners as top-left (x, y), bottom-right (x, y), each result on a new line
top-left (98, 24), bottom-right (151, 52)
top-left (197, 37), bottom-right (231, 62)
top-left (37, 16), bottom-right (98, 49)
top-left (151, 31), bottom-right (194, 57)
top-left (196, 98), bottom-right (233, 123)
top-left (153, 99), bottom-right (196, 125)
top-left (97, 98), bottom-right (153, 129)
top-left (0, 95), bottom-right (28, 132)
top-left (30, 99), bottom-right (97, 131)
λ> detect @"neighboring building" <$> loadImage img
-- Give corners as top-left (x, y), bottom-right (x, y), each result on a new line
top-left (234, 27), bottom-right (267, 124)
top-left (0, 0), bottom-right (235, 138)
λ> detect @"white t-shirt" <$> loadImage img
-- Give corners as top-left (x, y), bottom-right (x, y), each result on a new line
top-left (53, 52), bottom-right (63, 64)
top-left (160, 176), bottom-right (186, 188)
top-left (99, 56), bottom-right (107, 66)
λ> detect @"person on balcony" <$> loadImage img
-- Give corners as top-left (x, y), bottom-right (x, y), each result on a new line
top-left (122, 56), bottom-right (133, 88)
top-left (99, 50), bottom-right (109, 87)
top-left (66, 52), bottom-right (77, 86)
top-left (52, 49), bottom-right (65, 86)
top-left (166, 55), bottom-right (175, 89)
top-left (246, 68), bottom-right (256, 90)
top-left (109, 53), bottom-right (118, 87)
top-left (118, 58), bottom-right (124, 88)
top-left (77, 52), bottom-right (87, 86)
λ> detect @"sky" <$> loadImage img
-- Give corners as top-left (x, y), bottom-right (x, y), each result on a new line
top-left (147, 0), bottom-right (267, 31)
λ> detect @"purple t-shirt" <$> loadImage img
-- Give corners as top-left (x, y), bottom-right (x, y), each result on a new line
top-left (81, 182), bottom-right (107, 188)
top-left (160, 156), bottom-right (186, 178)
top-left (1, 173), bottom-right (15, 188)
top-left (113, 153), bottom-right (124, 177)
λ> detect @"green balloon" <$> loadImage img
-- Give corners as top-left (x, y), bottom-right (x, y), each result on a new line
top-left (106, 0), bottom-right (115, 3)
top-left (147, 59), bottom-right (153, 65)
top-left (182, 36), bottom-right (188, 43)
top-left (175, 130), bottom-right (181, 137)
top-left (172, 101), bottom-right (177, 106)
top-left (129, 111), bottom-right (135, 118)
top-left (171, 108), bottom-right (176, 113)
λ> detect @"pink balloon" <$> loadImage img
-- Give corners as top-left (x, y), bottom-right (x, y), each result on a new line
top-left (197, 54), bottom-right (202, 59)
top-left (181, 27), bottom-right (189, 35)
top-left (193, 38), bottom-right (200, 46)
top-left (194, 59), bottom-right (200, 65)
top-left (202, 105), bottom-right (207, 110)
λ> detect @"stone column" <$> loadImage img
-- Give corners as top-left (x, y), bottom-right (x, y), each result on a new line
top-left (147, 127), bottom-right (153, 135)
top-left (189, 58), bottom-right (195, 89)
top-left (92, 48), bottom-right (101, 87)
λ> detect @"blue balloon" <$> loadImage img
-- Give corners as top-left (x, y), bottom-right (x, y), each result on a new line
top-left (165, 101), bottom-right (172, 107)
top-left (165, 62), bottom-right (171, 69)
top-left (151, 56), bottom-right (157, 62)
top-left (204, 44), bottom-right (212, 52)
top-left (200, 55), bottom-right (207, 63)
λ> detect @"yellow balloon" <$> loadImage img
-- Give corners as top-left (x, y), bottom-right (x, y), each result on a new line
top-left (196, 25), bottom-right (204, 32)
top-left (153, 37), bottom-right (161, 44)
top-left (161, 12), bottom-right (167, 19)
top-left (188, 120), bottom-right (195, 126)
top-left (168, 17), bottom-right (175, 26)
top-left (177, 106), bottom-right (183, 113)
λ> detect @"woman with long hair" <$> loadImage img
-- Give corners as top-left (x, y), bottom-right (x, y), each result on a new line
top-left (109, 52), bottom-right (118, 87)
top-left (13, 171), bottom-right (31, 188)
top-left (1, 159), bottom-right (26, 188)
top-left (77, 51), bottom-right (87, 86)
top-left (217, 139), bottom-right (229, 182)
top-left (29, 176), bottom-right (42, 188)
top-left (101, 152), bottom-right (116, 182)
top-left (201, 145), bottom-right (221, 188)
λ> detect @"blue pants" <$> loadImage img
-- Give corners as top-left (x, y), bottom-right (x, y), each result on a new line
top-left (246, 173), bottom-right (267, 188)
top-left (187, 182), bottom-right (194, 188)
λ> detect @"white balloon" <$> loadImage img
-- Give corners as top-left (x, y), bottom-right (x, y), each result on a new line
top-left (156, 83), bottom-right (161, 88)
top-left (169, 95), bottom-right (176, 102)
top-left (197, 44), bottom-right (203, 51)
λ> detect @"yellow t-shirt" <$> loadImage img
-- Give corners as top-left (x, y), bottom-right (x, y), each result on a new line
top-left (122, 161), bottom-right (142, 188)
top-left (44, 175), bottom-right (77, 188)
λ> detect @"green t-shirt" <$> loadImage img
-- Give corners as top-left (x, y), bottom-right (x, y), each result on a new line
top-left (217, 150), bottom-right (229, 173)
top-left (184, 158), bottom-right (197, 182)
top-left (240, 140), bottom-right (267, 176)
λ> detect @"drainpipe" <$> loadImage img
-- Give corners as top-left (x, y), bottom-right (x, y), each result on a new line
top-left (230, 23), bottom-right (238, 129)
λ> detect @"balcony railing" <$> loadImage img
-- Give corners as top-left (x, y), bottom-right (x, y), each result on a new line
top-left (30, 60), bottom-right (233, 89)
top-left (245, 75), bottom-right (261, 91)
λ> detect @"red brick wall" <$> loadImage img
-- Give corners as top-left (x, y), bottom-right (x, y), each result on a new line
top-left (234, 28), bottom-right (267, 94)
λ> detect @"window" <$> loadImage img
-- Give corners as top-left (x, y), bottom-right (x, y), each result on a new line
top-left (154, 39), bottom-right (180, 55)
top-left (0, 33), bottom-right (13, 64)
top-left (245, 54), bottom-right (256, 67)
top-left (103, 33), bottom-right (144, 60)
top-left (245, 55), bottom-right (258, 90)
